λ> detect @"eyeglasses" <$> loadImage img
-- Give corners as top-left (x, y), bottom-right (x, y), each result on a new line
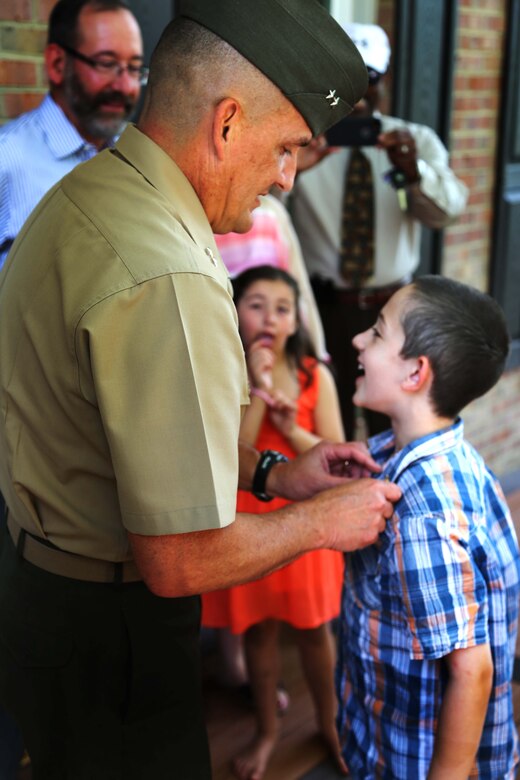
top-left (58, 43), bottom-right (149, 85)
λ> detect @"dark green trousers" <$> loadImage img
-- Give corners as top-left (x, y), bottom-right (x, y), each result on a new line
top-left (0, 525), bottom-right (211, 779)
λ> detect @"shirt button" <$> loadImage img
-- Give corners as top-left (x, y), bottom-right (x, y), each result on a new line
top-left (205, 247), bottom-right (218, 267)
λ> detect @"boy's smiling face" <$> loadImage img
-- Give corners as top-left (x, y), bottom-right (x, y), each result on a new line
top-left (352, 286), bottom-right (417, 416)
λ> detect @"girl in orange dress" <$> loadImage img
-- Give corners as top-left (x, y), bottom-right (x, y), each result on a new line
top-left (202, 266), bottom-right (347, 780)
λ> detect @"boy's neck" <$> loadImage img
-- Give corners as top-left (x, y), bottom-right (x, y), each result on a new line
top-left (391, 403), bottom-right (455, 451)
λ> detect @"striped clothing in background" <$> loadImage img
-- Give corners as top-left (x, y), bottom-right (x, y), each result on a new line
top-left (337, 419), bottom-right (520, 779)
top-left (0, 95), bottom-right (105, 270)
top-left (214, 199), bottom-right (291, 277)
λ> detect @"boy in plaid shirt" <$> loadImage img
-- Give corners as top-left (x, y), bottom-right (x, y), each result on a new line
top-left (337, 275), bottom-right (520, 778)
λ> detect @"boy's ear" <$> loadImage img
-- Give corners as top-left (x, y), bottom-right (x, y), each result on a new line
top-left (212, 97), bottom-right (240, 161)
top-left (402, 355), bottom-right (432, 394)
top-left (45, 44), bottom-right (67, 87)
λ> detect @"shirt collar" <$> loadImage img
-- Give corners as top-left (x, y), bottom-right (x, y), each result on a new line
top-left (38, 94), bottom-right (111, 160)
top-left (369, 418), bottom-right (464, 484)
top-left (114, 124), bottom-right (221, 257)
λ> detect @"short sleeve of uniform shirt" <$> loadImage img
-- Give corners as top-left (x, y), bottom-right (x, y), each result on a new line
top-left (78, 271), bottom-right (246, 537)
top-left (69, 129), bottom-right (249, 538)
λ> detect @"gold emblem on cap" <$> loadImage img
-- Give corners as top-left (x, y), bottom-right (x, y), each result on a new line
top-left (326, 89), bottom-right (340, 107)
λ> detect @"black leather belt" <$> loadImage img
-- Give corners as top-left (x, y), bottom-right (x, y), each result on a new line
top-left (311, 277), bottom-right (410, 310)
top-left (7, 513), bottom-right (141, 584)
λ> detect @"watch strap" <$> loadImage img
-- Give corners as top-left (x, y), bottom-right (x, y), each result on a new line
top-left (251, 450), bottom-right (288, 502)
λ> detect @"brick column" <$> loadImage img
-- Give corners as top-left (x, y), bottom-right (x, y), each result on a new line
top-left (0, 0), bottom-right (55, 124)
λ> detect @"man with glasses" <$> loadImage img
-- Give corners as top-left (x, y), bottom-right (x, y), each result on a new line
top-left (0, 0), bottom-right (144, 270)
top-left (290, 23), bottom-right (469, 440)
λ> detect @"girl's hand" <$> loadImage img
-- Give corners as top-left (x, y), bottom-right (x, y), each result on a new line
top-left (268, 390), bottom-right (297, 437)
top-left (247, 340), bottom-right (275, 391)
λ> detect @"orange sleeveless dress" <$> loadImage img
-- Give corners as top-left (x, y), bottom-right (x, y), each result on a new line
top-left (201, 359), bottom-right (344, 634)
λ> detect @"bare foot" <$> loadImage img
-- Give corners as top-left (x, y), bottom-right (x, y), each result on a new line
top-left (320, 722), bottom-right (349, 776)
top-left (231, 734), bottom-right (277, 780)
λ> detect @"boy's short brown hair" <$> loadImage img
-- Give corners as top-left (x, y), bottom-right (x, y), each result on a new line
top-left (400, 275), bottom-right (510, 418)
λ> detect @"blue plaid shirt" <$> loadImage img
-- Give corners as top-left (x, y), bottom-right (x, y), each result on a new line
top-left (336, 419), bottom-right (520, 779)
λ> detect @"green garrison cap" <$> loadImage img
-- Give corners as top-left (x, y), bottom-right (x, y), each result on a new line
top-left (179, 0), bottom-right (368, 136)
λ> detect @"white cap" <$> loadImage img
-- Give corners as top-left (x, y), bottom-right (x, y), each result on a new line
top-left (343, 22), bottom-right (391, 75)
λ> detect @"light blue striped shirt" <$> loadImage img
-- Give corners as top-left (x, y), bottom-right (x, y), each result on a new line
top-left (0, 95), bottom-right (106, 269)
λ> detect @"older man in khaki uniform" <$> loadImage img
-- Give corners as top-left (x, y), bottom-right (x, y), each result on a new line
top-left (0, 1), bottom-right (400, 777)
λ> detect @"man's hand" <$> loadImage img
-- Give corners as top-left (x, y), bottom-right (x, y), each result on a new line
top-left (378, 129), bottom-right (420, 184)
top-left (305, 478), bottom-right (400, 552)
top-left (267, 439), bottom-right (382, 501)
top-left (130, 476), bottom-right (400, 597)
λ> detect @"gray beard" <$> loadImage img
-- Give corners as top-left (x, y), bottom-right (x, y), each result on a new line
top-left (63, 68), bottom-right (136, 142)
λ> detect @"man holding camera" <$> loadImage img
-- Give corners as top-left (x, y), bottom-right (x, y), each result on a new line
top-left (290, 22), bottom-right (468, 438)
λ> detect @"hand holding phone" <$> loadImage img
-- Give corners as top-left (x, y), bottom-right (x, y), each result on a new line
top-left (325, 116), bottom-right (382, 147)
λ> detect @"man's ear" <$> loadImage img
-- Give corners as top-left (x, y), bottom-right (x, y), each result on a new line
top-left (212, 97), bottom-right (240, 161)
top-left (45, 44), bottom-right (67, 87)
top-left (402, 355), bottom-right (432, 393)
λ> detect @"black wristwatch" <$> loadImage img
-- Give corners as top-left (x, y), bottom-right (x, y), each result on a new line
top-left (251, 450), bottom-right (288, 502)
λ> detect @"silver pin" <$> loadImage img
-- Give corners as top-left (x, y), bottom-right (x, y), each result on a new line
top-left (326, 89), bottom-right (340, 108)
top-left (205, 247), bottom-right (218, 267)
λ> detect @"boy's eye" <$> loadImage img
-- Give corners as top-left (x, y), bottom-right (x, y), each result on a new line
top-left (371, 326), bottom-right (381, 338)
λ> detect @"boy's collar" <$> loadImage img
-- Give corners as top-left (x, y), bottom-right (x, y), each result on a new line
top-left (369, 418), bottom-right (464, 484)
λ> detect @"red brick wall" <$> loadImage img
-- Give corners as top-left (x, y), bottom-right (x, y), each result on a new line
top-left (0, 0), bottom-right (54, 124)
top-left (444, 0), bottom-right (507, 291)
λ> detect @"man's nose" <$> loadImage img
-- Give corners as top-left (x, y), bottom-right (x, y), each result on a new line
top-left (276, 154), bottom-right (298, 193)
top-left (111, 67), bottom-right (140, 95)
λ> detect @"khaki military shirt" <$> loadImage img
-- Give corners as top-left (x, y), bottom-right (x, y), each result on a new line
top-left (0, 125), bottom-right (249, 562)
